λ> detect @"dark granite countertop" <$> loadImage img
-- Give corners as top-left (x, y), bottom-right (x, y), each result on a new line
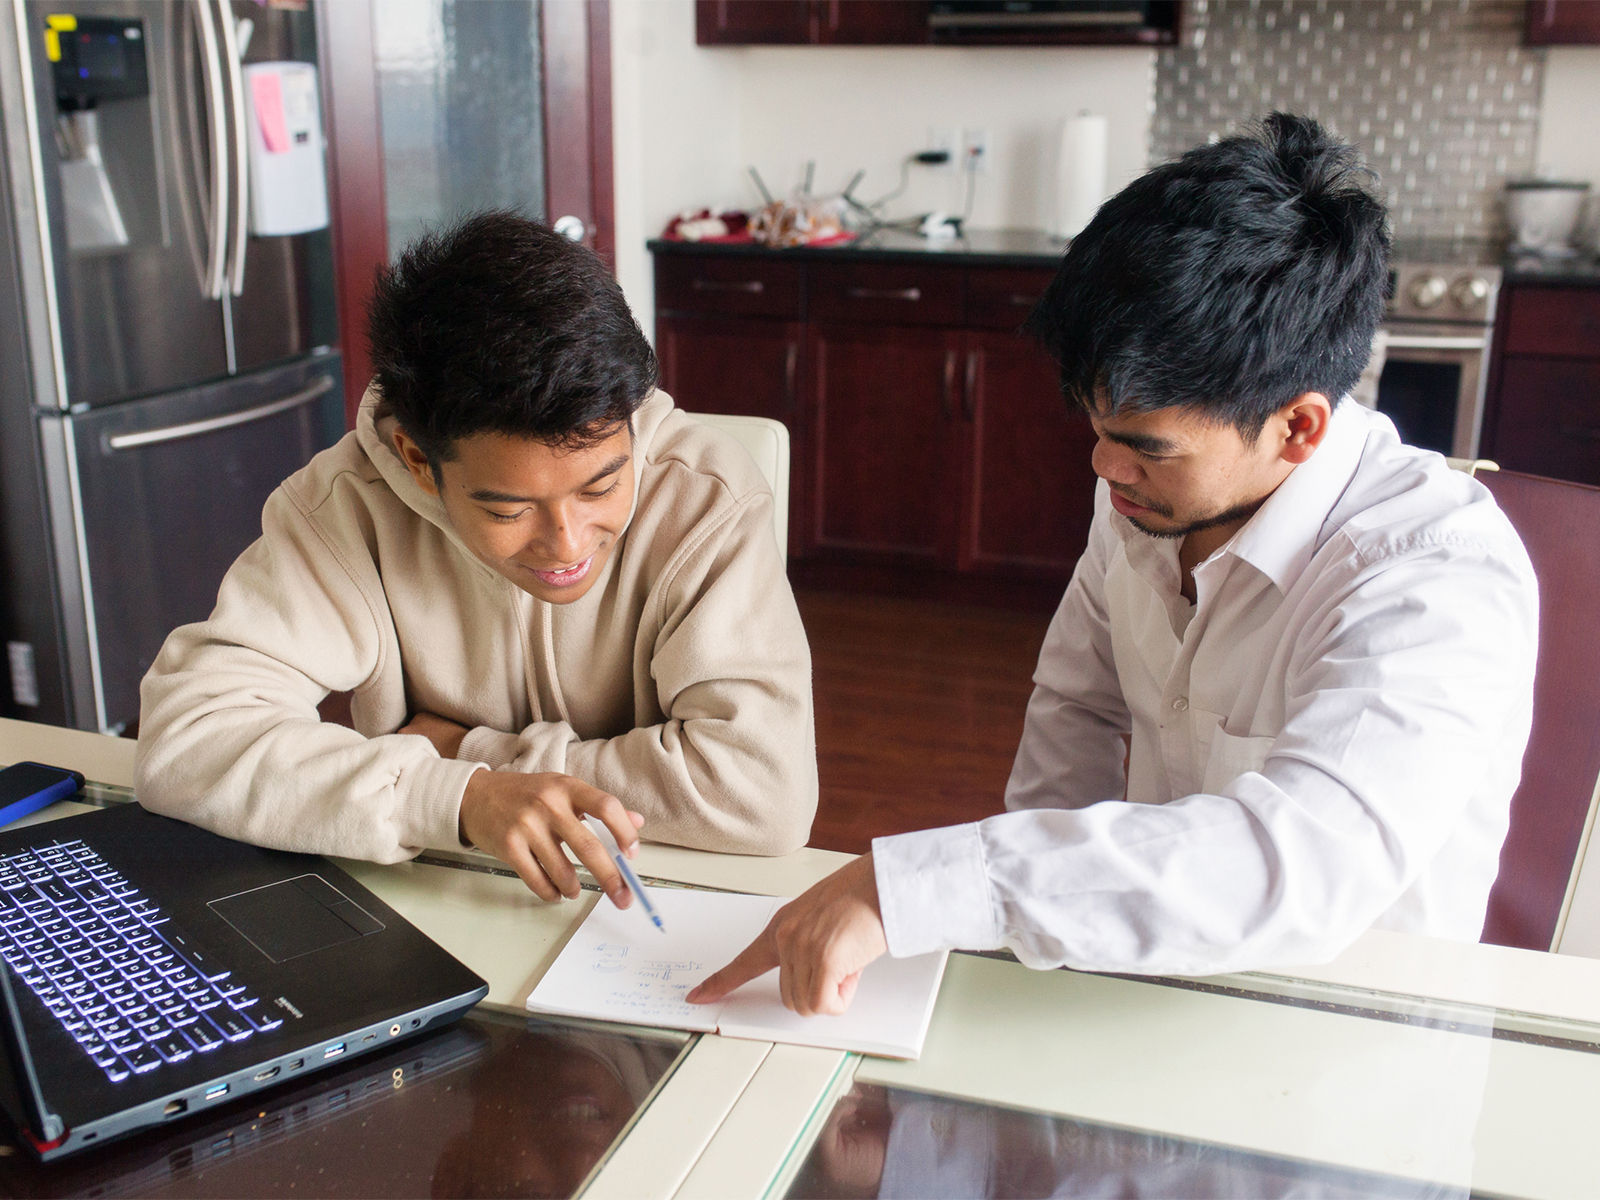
top-left (1502, 250), bottom-right (1600, 287)
top-left (648, 226), bottom-right (1068, 269)
top-left (649, 226), bottom-right (1600, 284)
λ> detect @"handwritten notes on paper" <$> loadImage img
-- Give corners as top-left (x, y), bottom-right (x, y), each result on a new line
top-left (526, 888), bottom-right (948, 1060)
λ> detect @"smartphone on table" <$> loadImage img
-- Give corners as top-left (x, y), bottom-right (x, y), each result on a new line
top-left (0, 761), bottom-right (86, 827)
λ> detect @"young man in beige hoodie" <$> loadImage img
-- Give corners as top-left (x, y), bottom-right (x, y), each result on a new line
top-left (136, 212), bottom-right (817, 906)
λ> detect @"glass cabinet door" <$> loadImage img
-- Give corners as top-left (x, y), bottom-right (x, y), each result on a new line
top-left (373, 0), bottom-right (547, 260)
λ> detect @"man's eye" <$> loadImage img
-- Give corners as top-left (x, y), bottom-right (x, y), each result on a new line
top-left (486, 509), bottom-right (525, 523)
top-left (581, 481), bottom-right (621, 501)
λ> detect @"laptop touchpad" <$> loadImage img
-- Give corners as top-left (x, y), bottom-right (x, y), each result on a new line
top-left (209, 874), bottom-right (387, 963)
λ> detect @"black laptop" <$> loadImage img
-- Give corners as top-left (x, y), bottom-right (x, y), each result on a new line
top-left (0, 800), bottom-right (488, 1160)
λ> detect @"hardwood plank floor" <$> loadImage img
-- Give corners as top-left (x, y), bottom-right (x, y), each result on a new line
top-left (794, 587), bottom-right (1055, 855)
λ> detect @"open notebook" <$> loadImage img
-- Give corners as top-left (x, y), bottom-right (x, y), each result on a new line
top-left (526, 888), bottom-right (948, 1060)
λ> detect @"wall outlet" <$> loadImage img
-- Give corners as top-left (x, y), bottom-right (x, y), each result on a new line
top-left (961, 126), bottom-right (989, 173)
top-left (923, 127), bottom-right (956, 171)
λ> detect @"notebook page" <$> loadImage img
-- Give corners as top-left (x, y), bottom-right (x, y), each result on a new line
top-left (715, 948), bottom-right (949, 1060)
top-left (526, 888), bottom-right (780, 1031)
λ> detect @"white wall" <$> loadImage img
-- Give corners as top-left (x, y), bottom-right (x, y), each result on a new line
top-left (610, 0), bottom-right (1153, 338)
top-left (1533, 46), bottom-right (1600, 249)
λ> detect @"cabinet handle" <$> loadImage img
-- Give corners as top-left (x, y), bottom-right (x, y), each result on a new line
top-left (963, 350), bottom-right (978, 421)
top-left (845, 286), bottom-right (922, 303)
top-left (690, 279), bottom-right (765, 294)
top-left (1558, 423), bottom-right (1600, 443)
top-left (783, 342), bottom-right (799, 415)
top-left (941, 349), bottom-right (958, 419)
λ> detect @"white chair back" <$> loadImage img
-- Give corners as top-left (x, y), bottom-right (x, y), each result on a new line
top-left (685, 413), bottom-right (790, 562)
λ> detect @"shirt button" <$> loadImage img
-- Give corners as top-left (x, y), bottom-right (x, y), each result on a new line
top-left (1171, 697), bottom-right (1189, 711)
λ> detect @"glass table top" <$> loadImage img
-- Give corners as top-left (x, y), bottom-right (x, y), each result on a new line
top-left (785, 1080), bottom-right (1469, 1200)
top-left (0, 1007), bottom-right (689, 1199)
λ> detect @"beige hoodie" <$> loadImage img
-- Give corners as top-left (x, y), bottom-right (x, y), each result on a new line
top-left (135, 389), bottom-right (817, 859)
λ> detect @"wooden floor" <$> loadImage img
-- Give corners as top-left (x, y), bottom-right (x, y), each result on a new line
top-left (793, 586), bottom-right (1055, 855)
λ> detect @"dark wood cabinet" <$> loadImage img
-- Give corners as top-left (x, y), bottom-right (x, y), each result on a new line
top-left (1482, 284), bottom-right (1600, 486)
top-left (1525, 0), bottom-right (1600, 44)
top-left (697, 0), bottom-right (927, 44)
top-left (652, 246), bottom-right (1097, 590)
top-left (808, 321), bottom-right (963, 564)
top-left (962, 330), bottom-right (1098, 575)
top-left (696, 0), bottom-right (1176, 46)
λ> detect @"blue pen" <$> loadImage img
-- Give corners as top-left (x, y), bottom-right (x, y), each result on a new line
top-left (583, 816), bottom-right (665, 932)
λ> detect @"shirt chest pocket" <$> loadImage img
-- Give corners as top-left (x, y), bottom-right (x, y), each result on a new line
top-left (1193, 711), bottom-right (1276, 795)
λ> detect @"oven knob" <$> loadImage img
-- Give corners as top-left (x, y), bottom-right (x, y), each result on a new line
top-left (1408, 273), bottom-right (1449, 308)
top-left (1450, 274), bottom-right (1491, 311)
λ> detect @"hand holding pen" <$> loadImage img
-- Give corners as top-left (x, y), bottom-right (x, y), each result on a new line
top-left (583, 815), bottom-right (665, 932)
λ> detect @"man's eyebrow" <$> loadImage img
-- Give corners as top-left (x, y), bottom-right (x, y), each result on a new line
top-left (467, 454), bottom-right (630, 503)
top-left (1099, 428), bottom-right (1179, 455)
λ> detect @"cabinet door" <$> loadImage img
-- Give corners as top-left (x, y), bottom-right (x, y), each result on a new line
top-left (809, 324), bottom-right (962, 564)
top-left (696, 0), bottom-right (812, 43)
top-left (1481, 357), bottom-right (1600, 486)
top-left (656, 314), bottom-right (807, 555)
top-left (817, 1), bottom-right (928, 44)
top-left (1525, 0), bottom-right (1600, 44)
top-left (960, 331), bottom-right (1098, 577)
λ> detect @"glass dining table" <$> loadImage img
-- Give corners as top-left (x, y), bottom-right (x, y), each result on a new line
top-left (1, 771), bottom-right (1598, 1199)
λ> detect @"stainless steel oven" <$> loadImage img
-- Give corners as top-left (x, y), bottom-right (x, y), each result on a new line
top-left (1362, 255), bottom-right (1503, 459)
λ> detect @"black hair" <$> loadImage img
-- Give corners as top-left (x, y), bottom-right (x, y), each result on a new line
top-left (1026, 112), bottom-right (1391, 440)
top-left (366, 210), bottom-right (659, 466)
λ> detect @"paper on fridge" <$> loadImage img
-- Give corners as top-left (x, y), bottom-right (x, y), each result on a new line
top-left (526, 888), bottom-right (948, 1060)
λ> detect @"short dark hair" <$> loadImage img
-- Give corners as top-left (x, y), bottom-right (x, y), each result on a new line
top-left (366, 210), bottom-right (658, 465)
top-left (1026, 112), bottom-right (1390, 439)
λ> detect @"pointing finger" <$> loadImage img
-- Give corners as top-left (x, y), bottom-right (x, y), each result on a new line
top-left (687, 931), bottom-right (779, 1005)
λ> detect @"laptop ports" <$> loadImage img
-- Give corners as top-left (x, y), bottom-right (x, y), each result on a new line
top-left (162, 1099), bottom-right (188, 1116)
top-left (253, 1066), bottom-right (281, 1082)
top-left (323, 1042), bottom-right (346, 1059)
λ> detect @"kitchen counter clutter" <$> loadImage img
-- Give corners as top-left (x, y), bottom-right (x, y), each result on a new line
top-left (650, 228), bottom-right (1092, 599)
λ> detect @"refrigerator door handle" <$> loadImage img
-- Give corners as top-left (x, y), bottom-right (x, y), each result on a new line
top-left (194, 0), bottom-right (231, 300)
top-left (215, 0), bottom-right (250, 297)
top-left (103, 376), bottom-right (333, 452)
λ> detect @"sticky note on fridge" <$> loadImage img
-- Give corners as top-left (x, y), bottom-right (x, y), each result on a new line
top-left (250, 71), bottom-right (288, 153)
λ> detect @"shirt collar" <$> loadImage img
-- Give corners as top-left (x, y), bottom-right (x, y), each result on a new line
top-left (1222, 397), bottom-right (1372, 593)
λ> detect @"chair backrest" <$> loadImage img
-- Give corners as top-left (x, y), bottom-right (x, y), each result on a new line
top-left (685, 413), bottom-right (790, 563)
top-left (1477, 468), bottom-right (1600, 952)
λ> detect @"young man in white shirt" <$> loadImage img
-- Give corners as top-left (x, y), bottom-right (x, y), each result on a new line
top-left (691, 113), bottom-right (1539, 1017)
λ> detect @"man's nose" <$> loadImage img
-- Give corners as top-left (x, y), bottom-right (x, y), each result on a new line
top-left (1091, 437), bottom-right (1140, 485)
top-left (533, 503), bottom-right (586, 561)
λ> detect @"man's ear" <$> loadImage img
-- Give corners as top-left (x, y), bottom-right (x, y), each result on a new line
top-left (1277, 392), bottom-right (1332, 465)
top-left (391, 427), bottom-right (441, 497)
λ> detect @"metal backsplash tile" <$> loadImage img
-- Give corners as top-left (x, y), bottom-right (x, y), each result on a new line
top-left (1153, 0), bottom-right (1543, 243)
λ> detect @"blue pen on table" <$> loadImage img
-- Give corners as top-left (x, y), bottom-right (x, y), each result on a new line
top-left (582, 816), bottom-right (665, 933)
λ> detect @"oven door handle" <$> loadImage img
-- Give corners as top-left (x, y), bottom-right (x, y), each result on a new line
top-left (1382, 333), bottom-right (1490, 351)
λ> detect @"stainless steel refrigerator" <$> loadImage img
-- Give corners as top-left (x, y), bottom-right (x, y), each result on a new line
top-left (0, 0), bottom-right (343, 733)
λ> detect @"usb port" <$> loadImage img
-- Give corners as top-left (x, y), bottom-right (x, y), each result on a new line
top-left (323, 1042), bottom-right (346, 1059)
top-left (253, 1066), bottom-right (281, 1082)
top-left (204, 1083), bottom-right (230, 1101)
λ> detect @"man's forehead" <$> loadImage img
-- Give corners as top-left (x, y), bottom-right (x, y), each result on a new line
top-left (1091, 401), bottom-right (1241, 448)
top-left (448, 426), bottom-right (632, 498)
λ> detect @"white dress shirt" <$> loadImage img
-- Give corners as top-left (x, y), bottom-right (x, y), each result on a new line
top-left (874, 403), bottom-right (1538, 975)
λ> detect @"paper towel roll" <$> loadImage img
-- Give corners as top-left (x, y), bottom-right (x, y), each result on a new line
top-left (1055, 112), bottom-right (1108, 241)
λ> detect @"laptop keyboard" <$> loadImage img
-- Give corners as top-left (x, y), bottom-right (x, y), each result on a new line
top-left (0, 838), bottom-right (281, 1083)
